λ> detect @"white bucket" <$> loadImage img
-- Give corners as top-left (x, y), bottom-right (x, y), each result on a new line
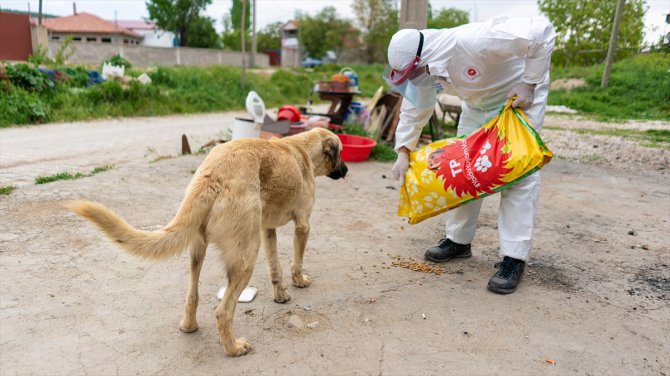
top-left (232, 118), bottom-right (262, 140)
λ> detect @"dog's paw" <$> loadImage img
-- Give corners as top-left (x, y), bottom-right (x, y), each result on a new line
top-left (273, 286), bottom-right (291, 304)
top-left (225, 338), bottom-right (252, 357)
top-left (179, 319), bottom-right (198, 333)
top-left (292, 274), bottom-right (311, 288)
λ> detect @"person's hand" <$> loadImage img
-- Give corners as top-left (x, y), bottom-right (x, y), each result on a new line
top-left (506, 83), bottom-right (535, 109)
top-left (392, 151), bottom-right (410, 184)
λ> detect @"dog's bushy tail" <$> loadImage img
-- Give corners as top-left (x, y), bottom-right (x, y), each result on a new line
top-left (67, 176), bottom-right (214, 261)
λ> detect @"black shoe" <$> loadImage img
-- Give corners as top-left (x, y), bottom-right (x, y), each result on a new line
top-left (424, 238), bottom-right (472, 263)
top-left (487, 256), bottom-right (525, 294)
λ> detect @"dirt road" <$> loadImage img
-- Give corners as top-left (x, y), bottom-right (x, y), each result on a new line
top-left (1, 113), bottom-right (668, 375)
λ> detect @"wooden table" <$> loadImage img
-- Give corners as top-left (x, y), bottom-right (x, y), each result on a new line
top-left (316, 90), bottom-right (361, 125)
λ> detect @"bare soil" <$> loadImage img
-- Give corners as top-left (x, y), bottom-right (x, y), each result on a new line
top-left (1, 112), bottom-right (668, 375)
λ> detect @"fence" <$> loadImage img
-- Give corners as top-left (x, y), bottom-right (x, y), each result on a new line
top-left (47, 40), bottom-right (270, 68)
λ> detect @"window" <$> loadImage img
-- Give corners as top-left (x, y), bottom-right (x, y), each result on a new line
top-left (51, 35), bottom-right (60, 40)
top-left (86, 37), bottom-right (97, 42)
top-left (101, 37), bottom-right (112, 43)
top-left (73, 37), bottom-right (82, 41)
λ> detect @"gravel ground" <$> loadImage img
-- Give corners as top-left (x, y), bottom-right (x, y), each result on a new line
top-left (542, 115), bottom-right (670, 172)
top-left (1, 111), bottom-right (669, 375)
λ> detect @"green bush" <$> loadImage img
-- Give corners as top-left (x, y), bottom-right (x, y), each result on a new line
top-left (0, 88), bottom-right (49, 124)
top-left (104, 54), bottom-right (132, 69)
top-left (59, 66), bottom-right (90, 88)
top-left (4, 63), bottom-right (52, 93)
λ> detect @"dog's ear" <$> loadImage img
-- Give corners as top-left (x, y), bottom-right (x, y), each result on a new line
top-left (323, 137), bottom-right (340, 167)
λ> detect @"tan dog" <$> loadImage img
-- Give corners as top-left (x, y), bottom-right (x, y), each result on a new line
top-left (68, 128), bottom-right (348, 357)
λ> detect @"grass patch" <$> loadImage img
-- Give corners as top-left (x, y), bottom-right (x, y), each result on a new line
top-left (90, 164), bottom-right (114, 174)
top-left (4, 54), bottom-right (668, 127)
top-left (34, 164), bottom-right (114, 184)
top-left (545, 127), bottom-right (670, 149)
top-left (149, 155), bottom-right (177, 163)
top-left (370, 143), bottom-right (397, 162)
top-left (0, 185), bottom-right (16, 195)
top-left (1, 64), bottom-right (389, 127)
top-left (549, 53), bottom-right (670, 121)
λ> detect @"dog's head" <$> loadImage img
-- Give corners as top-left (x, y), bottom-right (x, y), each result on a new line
top-left (323, 133), bottom-right (348, 180)
top-left (303, 128), bottom-right (348, 179)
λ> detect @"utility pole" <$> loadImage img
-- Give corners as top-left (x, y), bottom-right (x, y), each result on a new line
top-left (241, 0), bottom-right (247, 89)
top-left (601, 0), bottom-right (625, 88)
top-left (38, 0), bottom-right (43, 25)
top-left (399, 0), bottom-right (428, 29)
top-left (251, 0), bottom-right (257, 68)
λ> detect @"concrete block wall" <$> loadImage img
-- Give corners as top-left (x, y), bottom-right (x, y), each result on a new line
top-left (47, 41), bottom-right (270, 68)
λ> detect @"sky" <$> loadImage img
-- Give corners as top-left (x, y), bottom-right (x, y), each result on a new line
top-left (2, 0), bottom-right (669, 44)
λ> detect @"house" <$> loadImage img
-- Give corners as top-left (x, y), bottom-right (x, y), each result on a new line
top-left (280, 20), bottom-right (300, 68)
top-left (116, 20), bottom-right (175, 48)
top-left (279, 19), bottom-right (363, 68)
top-left (43, 12), bottom-right (143, 45)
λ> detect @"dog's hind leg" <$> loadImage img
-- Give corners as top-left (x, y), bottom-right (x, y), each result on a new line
top-left (214, 239), bottom-right (259, 357)
top-left (211, 204), bottom-right (261, 356)
top-left (179, 231), bottom-right (207, 333)
top-left (291, 218), bottom-right (311, 288)
top-left (262, 228), bottom-right (290, 303)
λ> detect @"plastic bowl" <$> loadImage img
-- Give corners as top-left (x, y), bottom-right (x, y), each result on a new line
top-left (289, 121), bottom-right (308, 135)
top-left (337, 134), bottom-right (377, 162)
top-left (277, 105), bottom-right (301, 122)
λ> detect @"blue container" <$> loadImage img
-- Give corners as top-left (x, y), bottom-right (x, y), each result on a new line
top-left (340, 67), bottom-right (359, 92)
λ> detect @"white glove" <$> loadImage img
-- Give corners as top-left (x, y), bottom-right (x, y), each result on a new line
top-left (506, 83), bottom-right (535, 109)
top-left (392, 152), bottom-right (410, 184)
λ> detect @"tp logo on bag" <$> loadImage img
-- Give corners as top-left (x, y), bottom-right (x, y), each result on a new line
top-left (428, 128), bottom-right (512, 198)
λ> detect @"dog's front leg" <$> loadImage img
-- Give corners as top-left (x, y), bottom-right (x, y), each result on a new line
top-left (262, 228), bottom-right (290, 303)
top-left (291, 220), bottom-right (311, 288)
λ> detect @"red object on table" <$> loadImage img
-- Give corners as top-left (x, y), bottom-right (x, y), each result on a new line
top-left (277, 105), bottom-right (301, 122)
top-left (337, 134), bottom-right (377, 162)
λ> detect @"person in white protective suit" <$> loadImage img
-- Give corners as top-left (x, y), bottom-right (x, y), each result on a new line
top-left (385, 16), bottom-right (555, 294)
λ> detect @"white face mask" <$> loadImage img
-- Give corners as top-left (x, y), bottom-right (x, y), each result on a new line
top-left (384, 65), bottom-right (438, 110)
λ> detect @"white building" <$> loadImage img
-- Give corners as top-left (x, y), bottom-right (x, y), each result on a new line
top-left (116, 20), bottom-right (175, 48)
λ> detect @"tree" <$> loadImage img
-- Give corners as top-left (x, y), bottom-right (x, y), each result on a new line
top-left (188, 16), bottom-right (221, 48)
top-left (257, 21), bottom-right (283, 52)
top-left (427, 5), bottom-right (469, 29)
top-left (538, 0), bottom-right (645, 66)
top-left (222, 29), bottom-right (250, 51)
top-left (221, 0), bottom-right (252, 51)
top-left (298, 7), bottom-right (357, 60)
top-left (352, 0), bottom-right (398, 63)
top-left (146, 0), bottom-right (215, 47)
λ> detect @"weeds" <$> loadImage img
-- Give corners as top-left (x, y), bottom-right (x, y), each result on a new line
top-left (549, 53), bottom-right (670, 120)
top-left (2, 52), bottom-right (668, 127)
top-left (0, 185), bottom-right (16, 195)
top-left (34, 164), bottom-right (113, 184)
top-left (149, 155), bottom-right (176, 163)
top-left (370, 143), bottom-right (397, 162)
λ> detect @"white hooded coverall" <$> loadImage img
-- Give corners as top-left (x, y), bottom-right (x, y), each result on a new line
top-left (394, 16), bottom-right (556, 261)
